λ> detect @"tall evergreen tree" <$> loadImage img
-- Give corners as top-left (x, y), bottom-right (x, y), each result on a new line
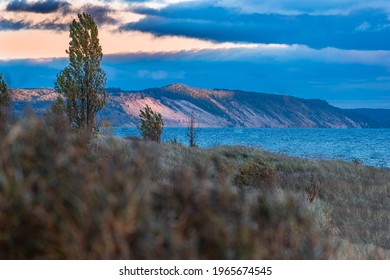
top-left (55, 13), bottom-right (107, 134)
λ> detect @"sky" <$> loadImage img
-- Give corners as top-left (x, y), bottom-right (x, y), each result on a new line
top-left (1, 0), bottom-right (390, 108)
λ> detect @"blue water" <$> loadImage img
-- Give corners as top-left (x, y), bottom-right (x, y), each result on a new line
top-left (113, 127), bottom-right (390, 168)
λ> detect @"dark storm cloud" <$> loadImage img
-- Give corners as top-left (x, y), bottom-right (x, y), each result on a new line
top-left (6, 0), bottom-right (71, 14)
top-left (126, 2), bottom-right (390, 50)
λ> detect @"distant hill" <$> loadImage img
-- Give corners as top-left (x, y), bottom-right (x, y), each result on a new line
top-left (346, 108), bottom-right (390, 128)
top-left (9, 84), bottom-right (389, 128)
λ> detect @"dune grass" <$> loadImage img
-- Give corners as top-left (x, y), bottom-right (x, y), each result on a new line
top-left (0, 116), bottom-right (389, 259)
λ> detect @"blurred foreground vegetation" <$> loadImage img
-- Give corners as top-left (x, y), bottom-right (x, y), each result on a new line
top-left (0, 115), bottom-right (389, 259)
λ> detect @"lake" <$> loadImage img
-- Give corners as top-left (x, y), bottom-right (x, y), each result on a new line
top-left (113, 127), bottom-right (390, 168)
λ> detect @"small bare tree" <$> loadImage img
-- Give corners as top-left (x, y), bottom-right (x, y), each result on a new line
top-left (187, 112), bottom-right (197, 147)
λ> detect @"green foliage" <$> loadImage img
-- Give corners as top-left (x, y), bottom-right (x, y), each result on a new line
top-left (234, 158), bottom-right (277, 188)
top-left (0, 73), bottom-right (10, 129)
top-left (0, 73), bottom-right (9, 108)
top-left (54, 13), bottom-right (107, 135)
top-left (44, 96), bottom-right (69, 132)
top-left (138, 105), bottom-right (164, 143)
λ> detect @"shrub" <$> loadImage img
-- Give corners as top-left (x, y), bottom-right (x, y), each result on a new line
top-left (99, 119), bottom-right (113, 137)
top-left (44, 96), bottom-right (69, 133)
top-left (0, 73), bottom-right (10, 129)
top-left (0, 73), bottom-right (9, 108)
top-left (138, 105), bottom-right (164, 143)
top-left (0, 116), bottom-right (331, 259)
top-left (234, 159), bottom-right (277, 188)
top-left (0, 116), bottom-right (90, 259)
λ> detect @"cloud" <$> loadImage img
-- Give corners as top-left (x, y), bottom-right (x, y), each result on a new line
top-left (79, 4), bottom-right (118, 25)
top-left (78, 50), bottom-right (390, 109)
top-left (198, 45), bottom-right (390, 68)
top-left (355, 21), bottom-right (371, 31)
top-left (107, 45), bottom-right (390, 68)
top-left (2, 1), bottom-right (390, 108)
top-left (6, 0), bottom-right (71, 14)
top-left (137, 69), bottom-right (168, 79)
top-left (2, 46), bottom-right (390, 108)
top-left (34, 21), bottom-right (68, 30)
top-left (0, 19), bottom-right (30, 30)
top-left (217, 0), bottom-right (390, 15)
top-left (0, 17), bottom-right (67, 31)
top-left (1, 2), bottom-right (120, 32)
top-left (125, 2), bottom-right (390, 50)
top-left (135, 69), bottom-right (185, 80)
top-left (0, 57), bottom-right (67, 88)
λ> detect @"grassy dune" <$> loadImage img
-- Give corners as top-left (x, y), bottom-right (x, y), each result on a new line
top-left (148, 142), bottom-right (390, 259)
top-left (0, 116), bottom-right (389, 259)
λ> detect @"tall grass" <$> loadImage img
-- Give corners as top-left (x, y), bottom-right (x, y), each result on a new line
top-left (0, 116), bottom-right (333, 259)
top-left (149, 145), bottom-right (390, 259)
top-left (1, 115), bottom-right (389, 259)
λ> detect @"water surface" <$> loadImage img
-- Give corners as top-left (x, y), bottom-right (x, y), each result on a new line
top-left (113, 127), bottom-right (390, 168)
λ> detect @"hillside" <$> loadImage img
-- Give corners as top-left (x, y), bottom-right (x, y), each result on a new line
top-left (9, 84), bottom-right (385, 128)
top-left (1, 117), bottom-right (389, 259)
top-left (346, 108), bottom-right (390, 128)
